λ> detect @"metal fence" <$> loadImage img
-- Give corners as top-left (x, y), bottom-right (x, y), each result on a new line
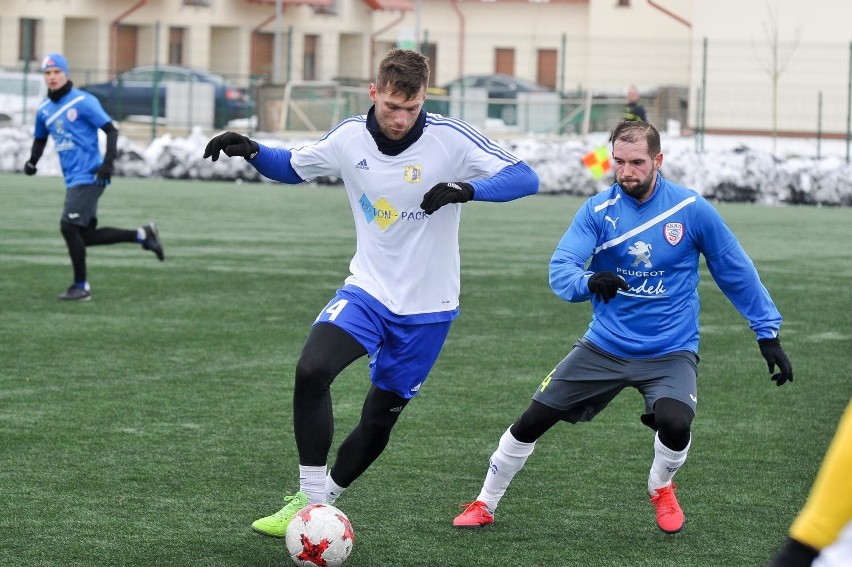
top-left (5, 34), bottom-right (852, 159)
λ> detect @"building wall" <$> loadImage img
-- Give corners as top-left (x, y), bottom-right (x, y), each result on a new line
top-left (4, 0), bottom-right (852, 135)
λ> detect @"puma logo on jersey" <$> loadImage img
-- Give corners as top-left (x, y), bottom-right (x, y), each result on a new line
top-left (605, 215), bottom-right (619, 229)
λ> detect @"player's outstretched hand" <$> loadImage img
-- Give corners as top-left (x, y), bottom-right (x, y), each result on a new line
top-left (420, 182), bottom-right (474, 214)
top-left (24, 161), bottom-right (37, 175)
top-left (203, 132), bottom-right (259, 161)
top-left (758, 338), bottom-right (794, 386)
top-left (588, 271), bottom-right (628, 303)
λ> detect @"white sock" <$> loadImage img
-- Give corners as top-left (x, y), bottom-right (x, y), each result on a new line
top-left (476, 428), bottom-right (536, 512)
top-left (326, 474), bottom-right (346, 504)
top-left (648, 432), bottom-right (690, 496)
top-left (299, 465), bottom-right (327, 504)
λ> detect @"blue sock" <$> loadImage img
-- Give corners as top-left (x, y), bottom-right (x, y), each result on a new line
top-left (74, 281), bottom-right (90, 290)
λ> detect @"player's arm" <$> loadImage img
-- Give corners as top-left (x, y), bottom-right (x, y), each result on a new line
top-left (700, 201), bottom-right (792, 385)
top-left (704, 239), bottom-right (782, 338)
top-left (202, 131), bottom-right (304, 184)
top-left (469, 161), bottom-right (539, 202)
top-left (772, 400), bottom-right (852, 566)
top-left (92, 121), bottom-right (118, 186)
top-left (420, 161), bottom-right (539, 214)
top-left (24, 137), bottom-right (48, 175)
top-left (549, 204), bottom-right (609, 303)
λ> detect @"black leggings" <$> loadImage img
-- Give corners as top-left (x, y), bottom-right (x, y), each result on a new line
top-left (60, 221), bottom-right (136, 282)
top-left (293, 323), bottom-right (410, 487)
top-left (510, 397), bottom-right (693, 451)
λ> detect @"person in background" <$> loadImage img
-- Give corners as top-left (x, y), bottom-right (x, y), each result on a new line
top-left (453, 119), bottom-right (793, 536)
top-left (769, 399), bottom-right (852, 567)
top-left (202, 48), bottom-right (539, 538)
top-left (24, 53), bottom-right (164, 301)
top-left (624, 85), bottom-right (647, 122)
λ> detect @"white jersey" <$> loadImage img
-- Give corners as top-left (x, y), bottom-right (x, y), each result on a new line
top-left (289, 113), bottom-right (521, 317)
top-left (815, 521), bottom-right (852, 567)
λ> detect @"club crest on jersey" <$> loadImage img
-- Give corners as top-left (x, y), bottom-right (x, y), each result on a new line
top-left (665, 222), bottom-right (684, 246)
top-left (66, 108), bottom-right (78, 122)
top-left (403, 164), bottom-right (423, 184)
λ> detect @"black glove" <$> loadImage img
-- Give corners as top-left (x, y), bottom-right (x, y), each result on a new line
top-left (758, 337), bottom-right (793, 386)
top-left (203, 131), bottom-right (259, 162)
top-left (93, 161), bottom-right (114, 187)
top-left (588, 272), bottom-right (628, 303)
top-left (24, 161), bottom-right (37, 176)
top-left (420, 182), bottom-right (474, 214)
top-left (768, 537), bottom-right (819, 567)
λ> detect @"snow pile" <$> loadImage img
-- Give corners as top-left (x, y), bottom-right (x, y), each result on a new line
top-left (3, 124), bottom-right (850, 206)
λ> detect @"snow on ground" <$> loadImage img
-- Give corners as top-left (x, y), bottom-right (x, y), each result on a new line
top-left (2, 124), bottom-right (851, 206)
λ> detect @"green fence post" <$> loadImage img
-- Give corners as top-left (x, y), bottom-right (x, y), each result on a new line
top-left (846, 42), bottom-right (851, 163)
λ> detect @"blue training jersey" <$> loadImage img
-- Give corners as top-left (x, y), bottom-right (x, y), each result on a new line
top-left (34, 87), bottom-right (112, 188)
top-left (549, 175), bottom-right (782, 358)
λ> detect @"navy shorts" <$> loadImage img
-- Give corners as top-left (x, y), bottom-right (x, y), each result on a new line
top-left (532, 338), bottom-right (699, 424)
top-left (61, 184), bottom-right (104, 227)
top-left (314, 290), bottom-right (452, 399)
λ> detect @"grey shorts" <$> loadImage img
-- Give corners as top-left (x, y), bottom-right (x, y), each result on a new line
top-left (532, 338), bottom-right (699, 424)
top-left (61, 184), bottom-right (104, 227)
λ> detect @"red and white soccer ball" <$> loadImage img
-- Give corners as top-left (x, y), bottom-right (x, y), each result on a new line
top-left (285, 504), bottom-right (355, 567)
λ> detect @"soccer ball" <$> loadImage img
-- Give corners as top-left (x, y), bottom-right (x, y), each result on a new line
top-left (285, 504), bottom-right (355, 567)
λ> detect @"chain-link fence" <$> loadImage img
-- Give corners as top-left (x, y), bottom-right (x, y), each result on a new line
top-left (5, 34), bottom-right (852, 159)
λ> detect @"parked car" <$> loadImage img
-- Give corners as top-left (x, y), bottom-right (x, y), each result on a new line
top-left (81, 65), bottom-right (253, 128)
top-left (0, 69), bottom-right (47, 125)
top-left (440, 73), bottom-right (556, 125)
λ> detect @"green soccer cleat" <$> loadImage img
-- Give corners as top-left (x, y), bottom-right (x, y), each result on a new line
top-left (251, 491), bottom-right (309, 538)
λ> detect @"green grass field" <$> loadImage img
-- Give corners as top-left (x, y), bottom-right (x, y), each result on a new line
top-left (1, 173), bottom-right (851, 566)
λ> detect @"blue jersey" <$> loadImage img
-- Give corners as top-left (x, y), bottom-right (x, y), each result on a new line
top-left (34, 87), bottom-right (112, 188)
top-left (549, 176), bottom-right (782, 358)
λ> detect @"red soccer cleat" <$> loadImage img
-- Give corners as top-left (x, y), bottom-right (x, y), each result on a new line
top-left (650, 483), bottom-right (685, 534)
top-left (453, 500), bottom-right (494, 528)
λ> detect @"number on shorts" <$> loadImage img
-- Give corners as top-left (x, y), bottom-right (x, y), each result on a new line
top-left (539, 368), bottom-right (556, 392)
top-left (320, 299), bottom-right (349, 322)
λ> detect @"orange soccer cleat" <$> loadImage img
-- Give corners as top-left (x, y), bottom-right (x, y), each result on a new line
top-left (453, 500), bottom-right (495, 528)
top-left (650, 483), bottom-right (685, 534)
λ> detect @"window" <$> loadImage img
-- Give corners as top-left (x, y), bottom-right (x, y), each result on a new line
top-left (169, 27), bottom-right (186, 66)
top-left (19, 18), bottom-right (40, 63)
top-left (616, 0), bottom-right (631, 6)
top-left (304, 35), bottom-right (319, 81)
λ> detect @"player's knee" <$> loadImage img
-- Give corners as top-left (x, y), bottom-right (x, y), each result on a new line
top-left (360, 410), bottom-right (399, 434)
top-left (294, 355), bottom-right (336, 398)
top-left (654, 398), bottom-right (693, 450)
top-left (360, 388), bottom-right (407, 431)
top-left (60, 221), bottom-right (78, 237)
top-left (510, 401), bottom-right (562, 443)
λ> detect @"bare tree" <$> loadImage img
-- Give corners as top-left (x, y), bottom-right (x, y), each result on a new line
top-left (753, 0), bottom-right (801, 153)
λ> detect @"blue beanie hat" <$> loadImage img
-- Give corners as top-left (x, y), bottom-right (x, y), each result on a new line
top-left (41, 53), bottom-right (69, 75)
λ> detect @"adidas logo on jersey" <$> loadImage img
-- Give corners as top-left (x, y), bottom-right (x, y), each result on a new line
top-left (355, 159), bottom-right (369, 170)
